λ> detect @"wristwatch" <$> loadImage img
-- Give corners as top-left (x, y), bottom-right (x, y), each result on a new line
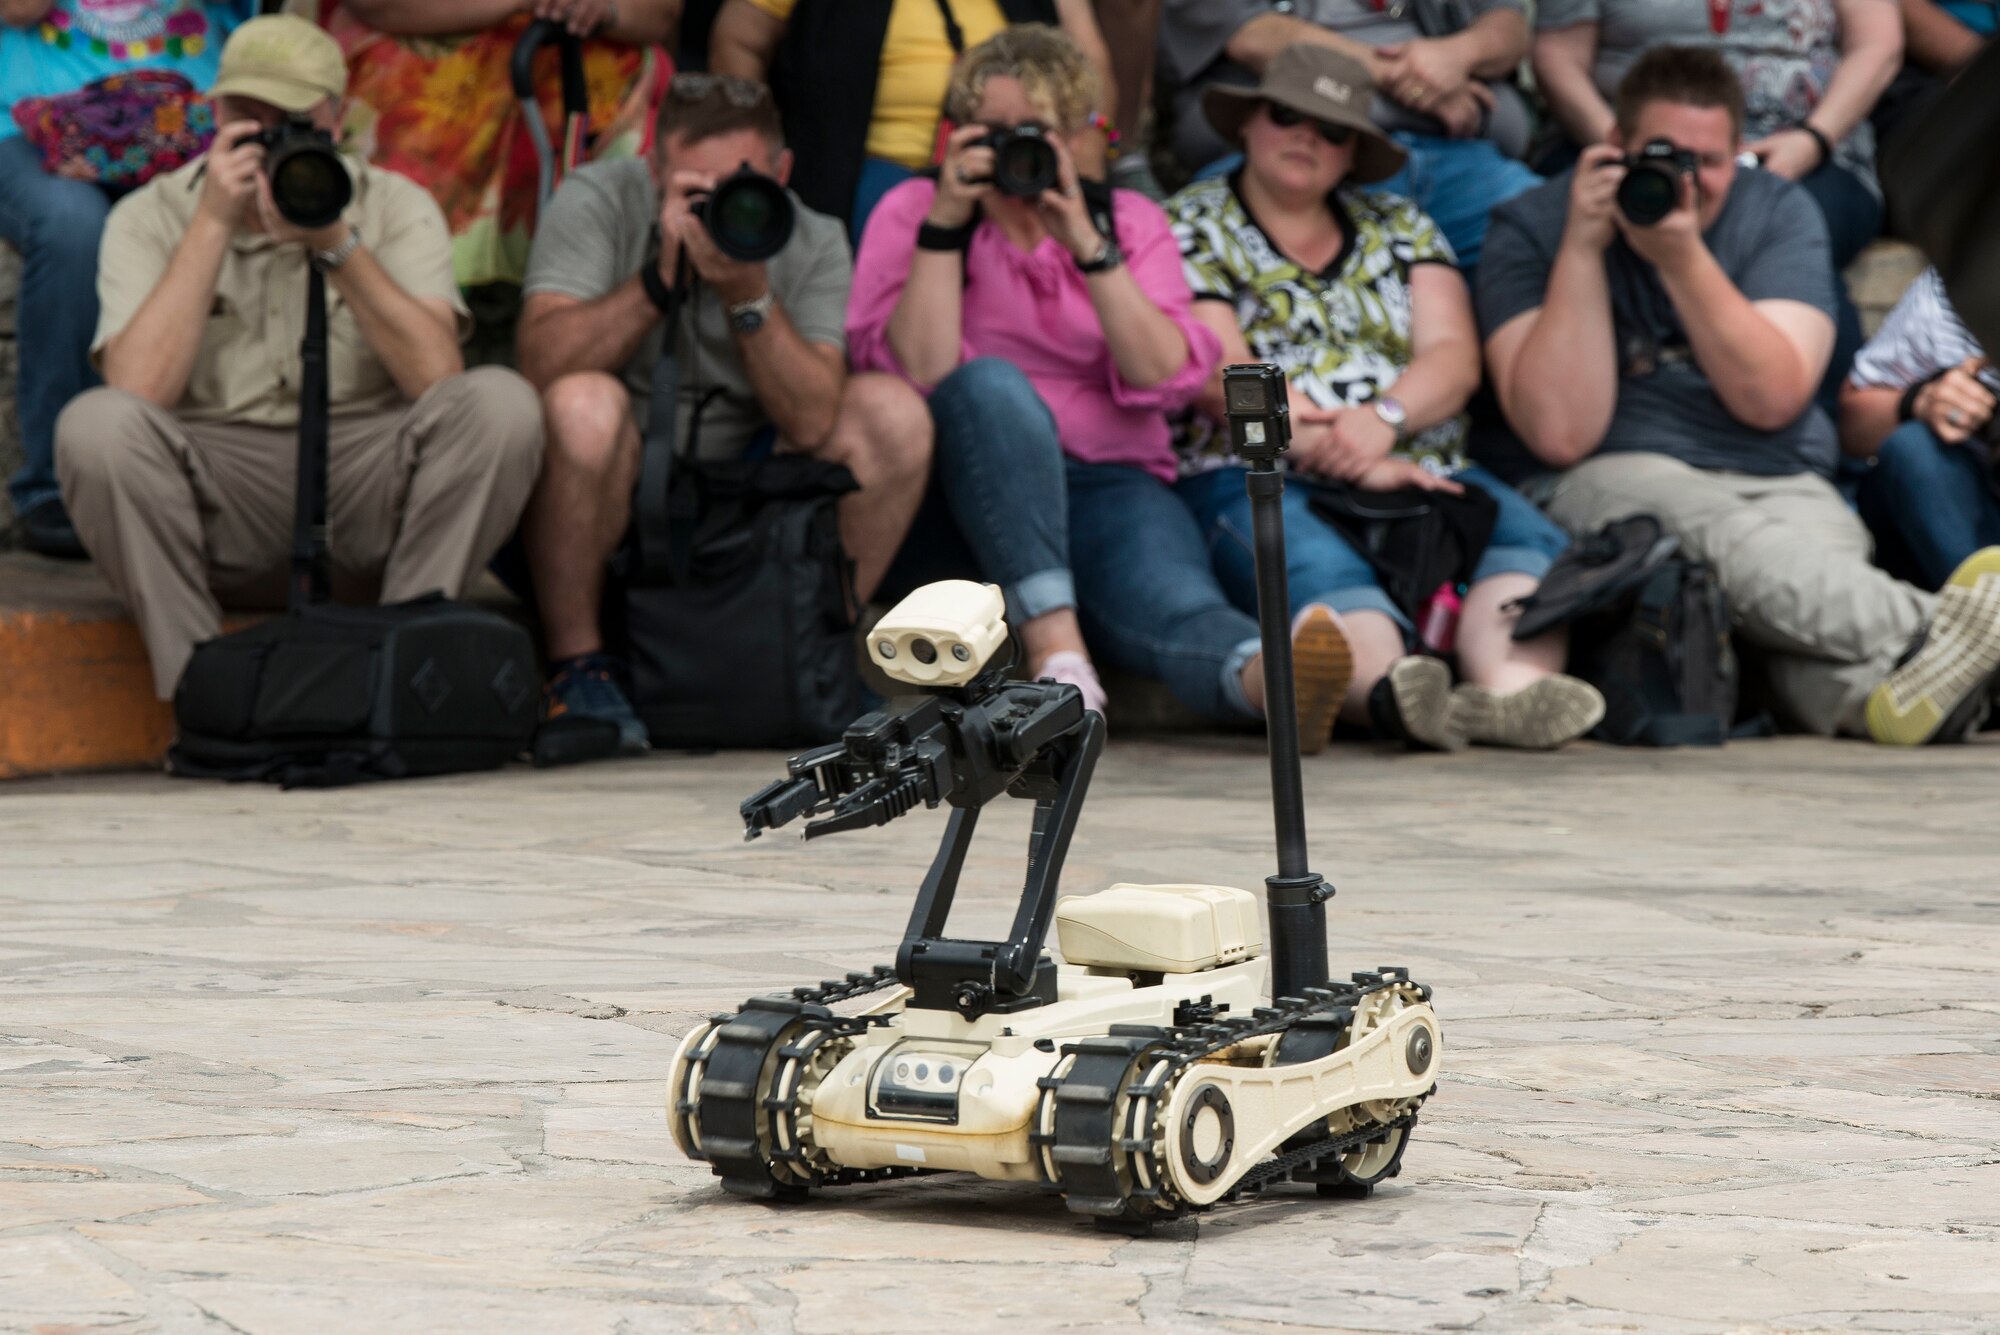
top-left (1076, 236), bottom-right (1123, 275)
top-left (728, 290), bottom-right (776, 335)
top-left (1372, 396), bottom-right (1409, 435)
top-left (311, 227), bottom-right (361, 273)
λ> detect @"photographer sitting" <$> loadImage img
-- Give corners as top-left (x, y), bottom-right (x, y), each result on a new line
top-left (516, 72), bottom-right (931, 752)
top-left (1480, 46), bottom-right (2000, 744)
top-left (56, 14), bottom-right (544, 701)
top-left (1840, 268), bottom-right (2000, 591)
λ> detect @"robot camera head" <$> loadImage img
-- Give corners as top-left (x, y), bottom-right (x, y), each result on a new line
top-left (869, 581), bottom-right (1010, 689)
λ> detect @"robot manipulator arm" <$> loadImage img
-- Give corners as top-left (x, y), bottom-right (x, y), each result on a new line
top-left (740, 703), bottom-right (955, 842)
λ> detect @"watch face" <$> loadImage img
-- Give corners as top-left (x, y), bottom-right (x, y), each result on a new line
top-left (1374, 397), bottom-right (1408, 427)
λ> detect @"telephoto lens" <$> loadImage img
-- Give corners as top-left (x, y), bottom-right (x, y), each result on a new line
top-left (691, 165), bottom-right (796, 263)
top-left (1615, 138), bottom-right (1698, 227)
top-left (254, 117), bottom-right (352, 230)
top-left (982, 125), bottom-right (1059, 198)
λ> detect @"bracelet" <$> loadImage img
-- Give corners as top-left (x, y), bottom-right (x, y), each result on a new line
top-left (917, 218), bottom-right (978, 252)
top-left (1898, 368), bottom-right (1947, 423)
top-left (1798, 121), bottom-right (1834, 171)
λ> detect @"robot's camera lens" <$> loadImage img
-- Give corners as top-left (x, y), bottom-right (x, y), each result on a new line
top-left (911, 638), bottom-right (938, 664)
top-left (950, 644), bottom-right (971, 662)
top-left (914, 1063), bottom-right (930, 1081)
top-left (895, 1062), bottom-right (910, 1081)
top-left (876, 639), bottom-right (897, 659)
top-left (939, 1064), bottom-right (955, 1082)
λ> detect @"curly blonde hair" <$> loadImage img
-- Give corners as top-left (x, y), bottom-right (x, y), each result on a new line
top-left (945, 25), bottom-right (1099, 135)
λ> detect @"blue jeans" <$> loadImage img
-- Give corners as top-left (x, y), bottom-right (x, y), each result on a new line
top-left (1856, 421), bottom-right (2000, 591)
top-left (1178, 464), bottom-right (1570, 634)
top-left (0, 135), bottom-right (111, 513)
top-left (1376, 134), bottom-right (1541, 271)
top-left (898, 358), bottom-right (1260, 719)
top-left (1193, 136), bottom-right (1538, 271)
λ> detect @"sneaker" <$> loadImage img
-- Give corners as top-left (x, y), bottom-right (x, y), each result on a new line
top-left (1455, 674), bottom-right (1606, 750)
top-left (1037, 649), bottom-right (1108, 716)
top-left (1866, 547), bottom-right (2000, 745)
top-left (545, 653), bottom-right (649, 755)
top-left (18, 496), bottom-right (86, 560)
top-left (1368, 656), bottom-right (1466, 752)
top-left (1290, 604), bottom-right (1353, 757)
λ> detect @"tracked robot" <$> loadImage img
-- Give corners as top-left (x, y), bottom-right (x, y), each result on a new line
top-left (668, 365), bottom-right (1441, 1229)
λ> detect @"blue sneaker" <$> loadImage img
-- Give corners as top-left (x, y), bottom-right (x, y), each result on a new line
top-left (545, 654), bottom-right (649, 755)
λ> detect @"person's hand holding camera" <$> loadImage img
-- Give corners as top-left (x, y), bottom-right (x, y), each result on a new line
top-left (1614, 162), bottom-right (1701, 272)
top-left (200, 120), bottom-right (267, 230)
top-left (1913, 357), bottom-right (2000, 445)
top-left (1564, 144), bottom-right (1627, 253)
top-left (930, 123), bottom-right (996, 229)
top-left (662, 168), bottom-right (767, 306)
top-left (1033, 133), bottom-right (1102, 264)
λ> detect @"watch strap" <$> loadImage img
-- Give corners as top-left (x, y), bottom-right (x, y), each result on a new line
top-left (727, 290), bottom-right (776, 332)
top-left (311, 228), bottom-right (360, 273)
top-left (1076, 236), bottom-right (1122, 274)
top-left (917, 218), bottom-right (978, 251)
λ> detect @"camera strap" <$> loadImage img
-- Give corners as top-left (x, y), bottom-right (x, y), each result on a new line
top-left (931, 0), bottom-right (966, 53)
top-left (290, 267), bottom-right (331, 611)
top-left (633, 252), bottom-right (730, 585)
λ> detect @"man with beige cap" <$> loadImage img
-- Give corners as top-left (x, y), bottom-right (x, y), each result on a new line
top-left (56, 14), bottom-right (545, 700)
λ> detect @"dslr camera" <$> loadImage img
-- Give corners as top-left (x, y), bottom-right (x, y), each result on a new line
top-left (1616, 138), bottom-right (1699, 226)
top-left (252, 117), bottom-right (351, 230)
top-left (689, 164), bottom-right (795, 263)
top-left (976, 125), bottom-right (1059, 198)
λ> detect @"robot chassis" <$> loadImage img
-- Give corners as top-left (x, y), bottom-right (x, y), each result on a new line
top-left (668, 365), bottom-right (1441, 1230)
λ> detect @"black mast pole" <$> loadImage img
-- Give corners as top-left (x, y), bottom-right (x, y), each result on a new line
top-left (1224, 365), bottom-right (1331, 1002)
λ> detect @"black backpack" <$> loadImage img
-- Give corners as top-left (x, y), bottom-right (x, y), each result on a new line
top-left (609, 289), bottom-right (863, 750)
top-left (170, 271), bottom-right (538, 786)
top-left (1513, 515), bottom-right (1738, 747)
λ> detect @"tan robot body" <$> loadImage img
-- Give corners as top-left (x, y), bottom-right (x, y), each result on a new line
top-left (669, 366), bottom-right (1442, 1229)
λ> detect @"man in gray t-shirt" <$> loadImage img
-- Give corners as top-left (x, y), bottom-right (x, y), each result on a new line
top-left (1157, 0), bottom-right (1540, 266)
top-left (1478, 44), bottom-right (2000, 748)
top-left (514, 74), bottom-right (932, 751)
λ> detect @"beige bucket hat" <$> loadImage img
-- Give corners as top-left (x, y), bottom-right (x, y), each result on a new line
top-left (1201, 44), bottom-right (1409, 185)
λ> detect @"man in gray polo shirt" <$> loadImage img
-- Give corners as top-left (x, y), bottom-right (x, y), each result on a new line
top-left (1158, 0), bottom-right (1539, 266)
top-left (515, 73), bottom-right (932, 751)
top-left (1479, 46), bottom-right (2000, 745)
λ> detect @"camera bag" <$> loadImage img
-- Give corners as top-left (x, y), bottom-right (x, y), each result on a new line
top-left (1511, 515), bottom-right (1738, 747)
top-left (612, 287), bottom-right (863, 749)
top-left (168, 270), bottom-right (538, 786)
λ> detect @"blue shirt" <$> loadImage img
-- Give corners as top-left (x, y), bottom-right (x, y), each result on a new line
top-left (1, 1), bottom-right (252, 143)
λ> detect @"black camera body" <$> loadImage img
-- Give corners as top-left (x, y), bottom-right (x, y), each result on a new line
top-left (1617, 138), bottom-right (1699, 226)
top-left (252, 117), bottom-right (351, 230)
top-left (978, 125), bottom-right (1059, 198)
top-left (689, 164), bottom-right (795, 263)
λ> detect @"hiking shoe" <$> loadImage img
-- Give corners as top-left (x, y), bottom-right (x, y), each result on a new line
top-left (1455, 674), bottom-right (1606, 750)
top-left (1291, 604), bottom-right (1353, 756)
top-left (1368, 656), bottom-right (1466, 752)
top-left (1037, 650), bottom-right (1108, 716)
top-left (545, 654), bottom-right (649, 755)
top-left (1867, 547), bottom-right (2000, 745)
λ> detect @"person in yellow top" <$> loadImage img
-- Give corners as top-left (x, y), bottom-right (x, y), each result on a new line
top-left (710, 0), bottom-right (1112, 238)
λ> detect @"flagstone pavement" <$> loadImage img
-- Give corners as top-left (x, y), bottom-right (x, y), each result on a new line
top-left (3, 735), bottom-right (1997, 1334)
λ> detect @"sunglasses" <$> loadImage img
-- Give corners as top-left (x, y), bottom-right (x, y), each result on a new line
top-left (1266, 103), bottom-right (1356, 147)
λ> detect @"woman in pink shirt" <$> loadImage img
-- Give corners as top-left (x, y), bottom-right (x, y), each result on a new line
top-left (849, 25), bottom-right (1348, 725)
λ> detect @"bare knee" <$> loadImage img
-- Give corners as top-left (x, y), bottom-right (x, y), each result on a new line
top-left (821, 373), bottom-right (933, 486)
top-left (542, 372), bottom-right (638, 478)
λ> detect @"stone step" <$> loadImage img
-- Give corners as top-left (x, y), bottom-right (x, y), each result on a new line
top-left (0, 551), bottom-right (174, 779)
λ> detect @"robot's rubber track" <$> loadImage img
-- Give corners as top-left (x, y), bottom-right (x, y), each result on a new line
top-left (1037, 968), bottom-right (1433, 1226)
top-left (682, 965), bottom-right (917, 1198)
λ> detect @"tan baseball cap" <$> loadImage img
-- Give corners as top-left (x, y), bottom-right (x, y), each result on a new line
top-left (209, 14), bottom-right (348, 113)
top-left (1201, 45), bottom-right (1408, 185)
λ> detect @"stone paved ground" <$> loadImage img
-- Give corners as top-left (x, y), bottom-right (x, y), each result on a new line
top-left (3, 736), bottom-right (1998, 1334)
